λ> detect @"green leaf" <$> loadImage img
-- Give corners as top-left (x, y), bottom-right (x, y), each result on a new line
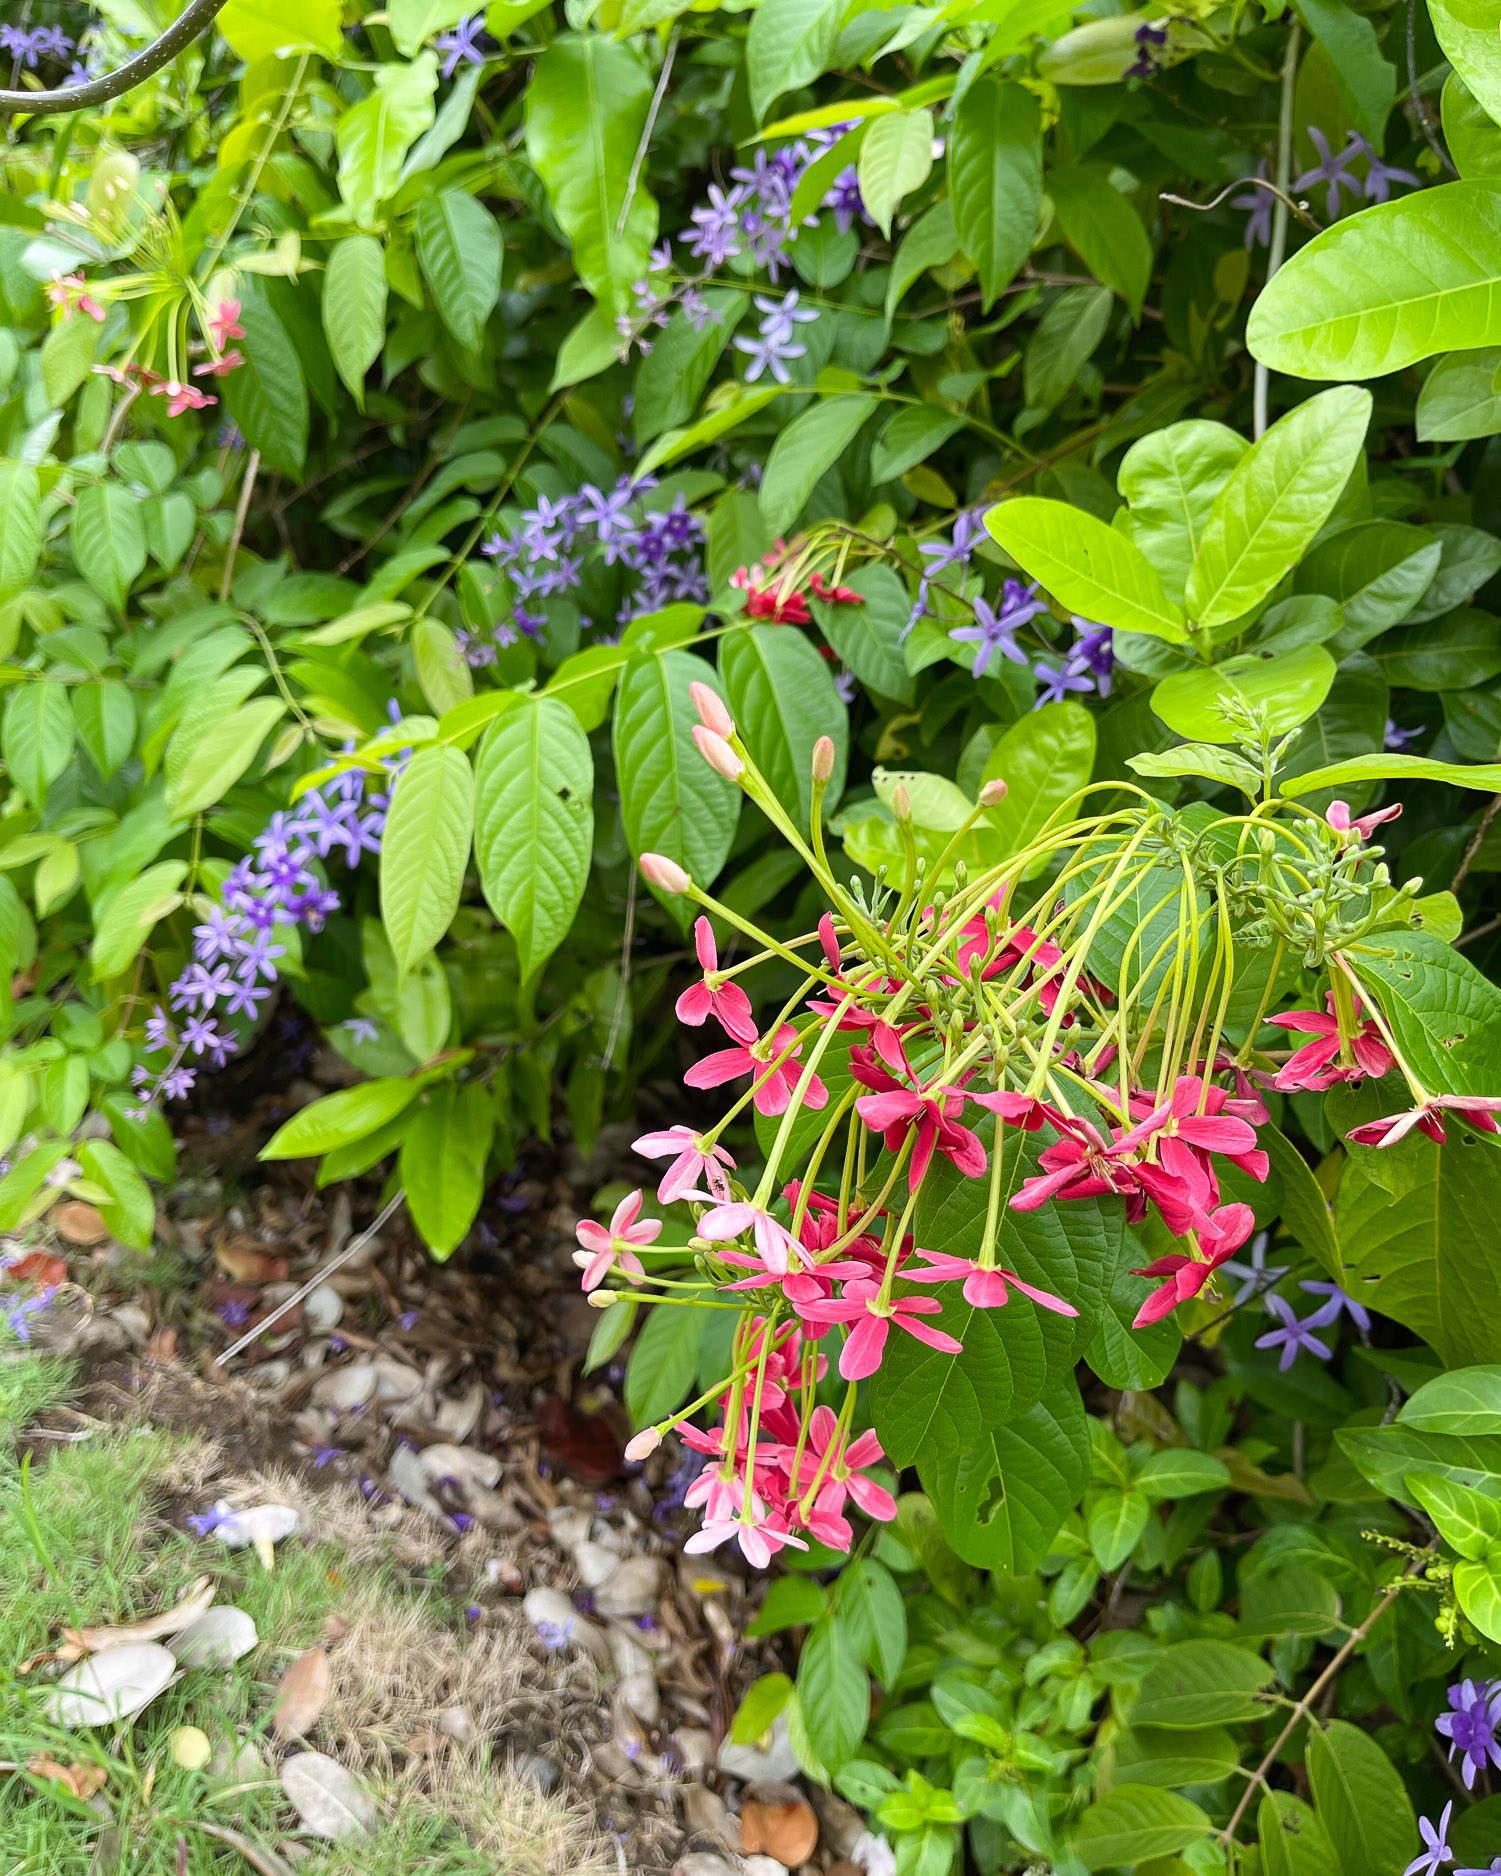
top-left (416, 191), bottom-right (503, 352)
top-left (760, 394), bottom-right (877, 537)
top-left (948, 78), bottom-right (1042, 309)
top-left (986, 498), bottom-right (1187, 641)
top-left (322, 235), bottom-right (388, 409)
top-left (1248, 181), bottom-right (1501, 379)
top-left (337, 54), bottom-right (438, 227)
top-left (1134, 1450), bottom-right (1232, 1501)
top-left (399, 1082), bottom-right (493, 1257)
top-left (102, 1093), bottom-right (177, 1184)
top-left (811, 564), bottom-right (914, 704)
top-left (1185, 388), bottom-right (1371, 629)
top-left (633, 291), bottom-right (746, 444)
top-left (922, 1389), bottom-right (1090, 1573)
top-left (41, 307), bottom-right (99, 407)
top-left (1151, 645), bottom-right (1337, 744)
top-left (1429, 0), bottom-right (1501, 129)
top-left (72, 482), bottom-right (147, 612)
top-left (979, 700), bottom-right (1097, 869)
top-left (1117, 421), bottom-right (1248, 610)
top-left (870, 405), bottom-right (966, 485)
top-left (1113, 1725), bottom-right (1242, 1790)
top-left (1374, 606), bottom-right (1501, 690)
top-left (747, 1576), bottom-right (828, 1636)
top-left (473, 695), bottom-right (593, 982)
top-left (1087, 1485), bottom-right (1151, 1569)
top-left (636, 384), bottom-right (784, 480)
top-left (886, 198), bottom-right (960, 314)
top-left (614, 649), bottom-right (740, 924)
top-left (720, 624), bottom-right (847, 835)
top-left (856, 110), bottom-right (934, 238)
top-left (525, 34), bottom-right (659, 316)
top-left (1400, 1365), bottom-right (1501, 1436)
top-left (1023, 284), bottom-right (1113, 412)
top-left (1085, 1244), bottom-right (1183, 1389)
top-left (1073, 1787), bottom-right (1213, 1871)
top-left (1294, 521), bottom-right (1442, 650)
top-left (746, 0), bottom-right (842, 123)
top-left (1259, 1792), bottom-right (1341, 1876)
top-left (1455, 1556), bottom-right (1501, 1641)
top-left (1412, 523), bottom-right (1501, 623)
top-left (796, 1616), bottom-right (867, 1772)
top-left (165, 697), bottom-right (285, 818)
top-left (217, 0), bottom-right (343, 60)
top-left (412, 617), bottom-right (473, 717)
top-left (731, 1673), bottom-right (794, 1744)
top-left (90, 861), bottom-right (187, 981)
top-left (388, 0), bottom-right (471, 57)
top-left (1306, 1720), bottom-right (1417, 1876)
top-left (1131, 1641), bottom-right (1276, 1728)
top-left (77, 1139), bottom-right (154, 1253)
top-left (1263, 1125), bottom-right (1342, 1281)
top-left (261, 1079), bottom-right (421, 1159)
top-left (1127, 744), bottom-right (1263, 795)
top-left (1047, 165), bottom-right (1153, 316)
top-left (3, 685), bottom-right (74, 809)
top-left (1405, 1469), bottom-right (1501, 1558)
top-left (839, 1559), bottom-right (907, 1686)
top-left (222, 289), bottom-right (309, 478)
top-left (379, 744), bottom-right (475, 977)
top-left (1350, 929), bottom-right (1501, 1097)
top-left (624, 1300), bottom-right (703, 1427)
top-left (1446, 72), bottom-right (1501, 178)
top-left (1292, 0), bottom-right (1396, 148)
top-left (0, 461), bottom-right (41, 605)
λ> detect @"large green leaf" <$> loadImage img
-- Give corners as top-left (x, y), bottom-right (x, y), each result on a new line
top-left (399, 1082), bottom-right (493, 1257)
top-left (72, 482), bottom-right (146, 612)
top-left (796, 1616), bottom-right (867, 1771)
top-left (0, 461), bottom-right (40, 605)
top-left (811, 563), bottom-right (915, 704)
top-left (1151, 645), bottom-right (1337, 744)
top-left (262, 1078), bottom-right (422, 1159)
top-left (921, 1388), bottom-right (1090, 1572)
top-left (1400, 1365), bottom-right (1501, 1435)
top-left (3, 685), bottom-right (74, 809)
top-left (1307, 1721), bottom-right (1416, 1876)
top-left (1281, 750), bottom-right (1501, 794)
top-left (1350, 928), bottom-right (1501, 1096)
top-left (1047, 165), bottom-right (1152, 316)
top-left (1429, 0), bottom-right (1501, 129)
top-left (474, 695), bottom-right (593, 981)
top-left (1373, 607), bottom-right (1501, 690)
top-left (746, 0), bottom-right (842, 123)
top-left (1131, 1641), bottom-right (1276, 1728)
top-left (856, 109), bottom-right (934, 238)
top-left (222, 287), bottom-right (309, 478)
top-left (1073, 1787), bottom-right (1213, 1871)
top-left (379, 744), bottom-right (475, 977)
top-left (1247, 181), bottom-right (1501, 379)
top-left (633, 291), bottom-right (746, 444)
top-left (525, 34), bottom-right (659, 316)
top-left (719, 624), bottom-right (848, 835)
top-left (986, 498), bottom-right (1187, 641)
top-left (1416, 346), bottom-right (1501, 441)
top-left (165, 697), bottom-right (285, 818)
top-left (218, 0), bottom-right (342, 60)
top-left (336, 54), bottom-right (438, 227)
top-left (1117, 420), bottom-right (1248, 608)
top-left (1259, 1792), bottom-right (1340, 1876)
top-left (948, 78), bottom-right (1042, 309)
top-left (415, 191), bottom-right (503, 352)
top-left (90, 862), bottom-right (187, 981)
top-left (979, 700), bottom-right (1097, 868)
top-left (322, 235), bottom-right (388, 410)
top-left (1294, 521), bottom-right (1441, 649)
top-left (759, 395), bottom-right (876, 537)
top-left (625, 1297), bottom-right (705, 1426)
top-left (1184, 388), bottom-right (1371, 629)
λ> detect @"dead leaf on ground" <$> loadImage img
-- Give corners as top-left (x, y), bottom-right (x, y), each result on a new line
top-left (271, 1645), bottom-right (330, 1738)
top-left (54, 1202), bottom-right (108, 1246)
top-left (739, 1789), bottom-right (819, 1865)
top-left (280, 1750), bottom-right (375, 1841)
top-left (44, 1643), bottom-right (179, 1728)
top-left (7, 1251), bottom-right (69, 1286)
top-left (59, 1576), bottom-right (216, 1661)
top-left (144, 1327), bottom-right (179, 1361)
top-left (27, 1756), bottom-right (107, 1801)
top-left (214, 1237), bottom-right (290, 1283)
top-left (197, 1824), bottom-right (297, 1876)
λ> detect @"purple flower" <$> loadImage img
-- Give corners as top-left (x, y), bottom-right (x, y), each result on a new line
top-left (1347, 131), bottom-right (1421, 203)
top-left (144, 1007), bottom-right (174, 1052)
top-left (398, 1309), bottom-right (420, 1331)
top-left (534, 1617), bottom-right (574, 1650)
top-left (1299, 1280), bottom-right (1371, 1334)
top-left (5, 1288), bottom-right (56, 1341)
top-left (1033, 660), bottom-right (1094, 707)
top-left (834, 669), bottom-right (858, 704)
top-left (344, 1018), bottom-right (380, 1045)
top-left (1294, 127), bottom-right (1364, 219)
top-left (1437, 1681), bottom-right (1501, 1789)
top-left (679, 286), bottom-right (719, 332)
top-left (1254, 1293), bottom-right (1334, 1370)
top-left (1231, 161), bottom-right (1274, 249)
top-left (186, 1505), bottom-right (236, 1536)
top-left (733, 289), bottom-right (819, 384)
top-left (310, 1445), bottom-right (345, 1467)
top-left (1405, 1803), bottom-right (1454, 1876)
top-left (1126, 19), bottom-right (1168, 78)
top-left (182, 1014), bottom-right (233, 1064)
top-left (1386, 717), bottom-right (1425, 751)
top-left (949, 592), bottom-right (1033, 677)
top-left (919, 508), bottom-right (986, 579)
top-left (682, 184), bottom-right (745, 268)
top-left (433, 11), bottom-right (486, 76)
top-left (824, 166), bottom-right (866, 235)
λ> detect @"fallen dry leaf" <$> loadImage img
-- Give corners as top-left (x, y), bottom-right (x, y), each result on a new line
top-left (144, 1327), bottom-right (178, 1362)
top-left (197, 1824), bottom-right (297, 1876)
top-left (53, 1202), bottom-right (107, 1246)
top-left (7, 1252), bottom-right (69, 1286)
top-left (739, 1790), bottom-right (819, 1866)
top-left (59, 1577), bottom-right (216, 1662)
top-left (27, 1756), bottom-right (107, 1801)
top-left (214, 1237), bottom-right (289, 1283)
top-left (271, 1645), bottom-right (330, 1739)
top-left (280, 1751), bottom-right (375, 1841)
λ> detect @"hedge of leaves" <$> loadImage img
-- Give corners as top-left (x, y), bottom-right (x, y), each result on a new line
top-left (8, 0), bottom-right (1501, 1870)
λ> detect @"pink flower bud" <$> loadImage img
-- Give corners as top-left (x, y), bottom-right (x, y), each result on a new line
top-left (892, 783), bottom-right (912, 823)
top-left (978, 777), bottom-right (1008, 808)
top-left (640, 852), bottom-right (693, 895)
top-left (811, 735), bottom-right (835, 784)
top-left (692, 724), bottom-right (744, 781)
top-left (624, 1428), bottom-right (661, 1461)
top-left (689, 680), bottom-right (734, 739)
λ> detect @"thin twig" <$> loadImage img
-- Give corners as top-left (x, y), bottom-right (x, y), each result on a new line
top-left (1161, 178), bottom-right (1319, 232)
top-left (1255, 20), bottom-right (1301, 441)
top-left (617, 23), bottom-right (679, 236)
top-left (1408, 0), bottom-right (1458, 176)
top-left (602, 868), bottom-right (637, 1073)
top-left (219, 448), bottom-right (260, 602)
top-left (1456, 913), bottom-right (1501, 948)
top-left (1219, 1551), bottom-right (1430, 1847)
top-left (0, 0), bottom-right (228, 113)
top-left (1452, 792), bottom-right (1501, 890)
top-left (214, 1190), bottom-right (406, 1365)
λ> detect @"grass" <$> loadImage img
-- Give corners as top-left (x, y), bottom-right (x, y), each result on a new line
top-left (0, 1342), bottom-right (607, 1876)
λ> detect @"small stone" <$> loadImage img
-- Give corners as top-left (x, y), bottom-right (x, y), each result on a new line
top-left (594, 1554), bottom-right (665, 1619)
top-left (513, 1752), bottom-right (560, 1794)
top-left (681, 1784), bottom-right (734, 1848)
top-left (674, 1727), bottom-right (715, 1775)
top-left (743, 1858), bottom-right (789, 1876)
top-left (311, 1363), bottom-right (377, 1410)
top-left (672, 1856), bottom-right (739, 1876)
top-left (718, 1714), bottom-right (800, 1784)
top-left (54, 1201), bottom-right (107, 1245)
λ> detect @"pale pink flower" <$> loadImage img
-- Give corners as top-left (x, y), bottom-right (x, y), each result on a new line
top-left (908, 1249), bottom-right (1078, 1315)
top-left (1327, 798), bottom-right (1401, 844)
top-left (695, 1200), bottom-right (800, 1276)
top-left (632, 1122), bottom-right (735, 1203)
top-left (684, 1504), bottom-right (807, 1569)
top-left (150, 380), bottom-right (216, 417)
top-left (573, 1189), bottom-right (661, 1291)
top-left (209, 299), bottom-right (245, 347)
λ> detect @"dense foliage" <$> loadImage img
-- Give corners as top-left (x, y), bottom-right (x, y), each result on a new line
top-left (7, 0), bottom-right (1501, 1868)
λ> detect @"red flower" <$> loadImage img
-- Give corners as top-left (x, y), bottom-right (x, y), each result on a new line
top-left (1130, 1202), bottom-right (1254, 1326)
top-left (1346, 1093), bottom-right (1501, 1148)
top-left (817, 1278), bottom-right (963, 1380)
top-left (908, 1248), bottom-right (1078, 1315)
top-left (730, 562), bottom-right (811, 624)
top-left (684, 1021), bottom-right (828, 1117)
top-left (1267, 995), bottom-right (1394, 1091)
top-left (1012, 1117), bottom-right (1140, 1211)
top-left (853, 1047), bottom-right (987, 1188)
top-left (676, 916), bottom-right (757, 1043)
top-left (808, 571), bottom-right (860, 603)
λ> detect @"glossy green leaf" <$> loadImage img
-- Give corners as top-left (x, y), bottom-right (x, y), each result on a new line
top-left (1047, 165), bottom-right (1153, 316)
top-left (1087, 1485), bottom-right (1151, 1569)
top-left (336, 55), bottom-right (438, 227)
top-left (3, 685), bottom-right (74, 809)
top-left (746, 0), bottom-right (842, 123)
top-left (796, 1616), bottom-right (867, 1772)
top-left (949, 77), bottom-right (1042, 309)
top-left (1306, 1720), bottom-right (1416, 1876)
top-left (979, 700), bottom-right (1097, 868)
top-left (222, 289), bottom-right (309, 478)
top-left (321, 237), bottom-right (386, 412)
top-left (1350, 929), bottom-right (1501, 1097)
top-left (633, 290), bottom-right (746, 444)
top-left (388, 0), bottom-right (471, 57)
top-left (262, 1078), bottom-right (421, 1159)
top-left (1117, 422), bottom-right (1249, 609)
top-left (922, 1390), bottom-right (1090, 1573)
top-left (90, 861), bottom-right (187, 981)
top-left (1429, 0), bottom-right (1501, 129)
top-left (379, 744), bottom-right (475, 977)
top-left (625, 1298), bottom-right (704, 1427)
top-left (1073, 1786), bottom-right (1213, 1871)
top-left (721, 624), bottom-right (848, 835)
top-left (1416, 347), bottom-right (1501, 441)
top-left (400, 1082), bottom-right (493, 1257)
top-left (1135, 1450), bottom-right (1232, 1501)
top-left (0, 462), bottom-right (41, 605)
top-left (218, 0), bottom-right (342, 60)
top-left (1444, 72), bottom-right (1501, 177)
top-left (856, 109), bottom-right (933, 238)
top-left (1294, 521), bottom-right (1441, 650)
top-left (986, 498), bottom-right (1187, 641)
top-left (1151, 645), bottom-right (1337, 744)
top-left (1374, 607), bottom-right (1501, 691)
top-left (839, 1559), bottom-right (907, 1686)
top-left (1259, 1792), bottom-right (1340, 1876)
top-left (1405, 1469), bottom-right (1501, 1558)
top-left (415, 191), bottom-right (503, 352)
top-left (811, 563), bottom-right (915, 704)
top-left (1400, 1365), bottom-right (1501, 1436)
top-left (870, 405), bottom-right (966, 485)
top-left (760, 394), bottom-right (876, 537)
top-left (1292, 0), bottom-right (1396, 148)
top-left (166, 697), bottom-right (285, 818)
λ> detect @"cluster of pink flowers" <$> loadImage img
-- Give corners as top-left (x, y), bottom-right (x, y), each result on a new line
top-left (81, 293), bottom-right (245, 419)
top-left (729, 543), bottom-right (860, 625)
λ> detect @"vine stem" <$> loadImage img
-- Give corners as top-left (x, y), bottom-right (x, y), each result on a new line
top-left (1219, 1550), bottom-right (1430, 1847)
top-left (1254, 19), bottom-right (1302, 441)
top-left (219, 447), bottom-right (260, 601)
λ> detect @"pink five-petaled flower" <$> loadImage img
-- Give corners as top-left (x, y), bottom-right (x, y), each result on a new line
top-left (1112, 1075), bottom-right (1262, 1165)
top-left (1130, 1202), bottom-right (1255, 1326)
top-left (908, 1249), bottom-right (1079, 1315)
top-left (793, 1405), bottom-right (897, 1550)
top-left (685, 1020), bottom-right (827, 1117)
top-left (818, 1277), bottom-right (963, 1381)
top-left (1346, 1092), bottom-right (1501, 1148)
top-left (855, 1080), bottom-right (987, 1189)
top-left (970, 1089), bottom-right (1074, 1133)
top-left (47, 273), bottom-right (106, 322)
top-left (684, 1500), bottom-right (808, 1569)
top-left (209, 299), bottom-right (246, 348)
top-left (695, 1200), bottom-right (801, 1276)
top-left (151, 379), bottom-right (216, 417)
top-left (193, 350), bottom-right (243, 378)
top-left (1327, 798), bottom-right (1401, 845)
top-left (1267, 993), bottom-right (1394, 1091)
top-left (632, 1123), bottom-right (735, 1203)
top-left (572, 1189), bottom-right (661, 1291)
top-left (676, 917), bottom-right (757, 1043)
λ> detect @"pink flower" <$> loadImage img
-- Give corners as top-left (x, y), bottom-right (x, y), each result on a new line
top-left (1012, 1116), bottom-right (1139, 1211)
top-left (696, 1200), bottom-right (800, 1276)
top-left (817, 1278), bottom-right (963, 1380)
top-left (1327, 798), bottom-right (1401, 844)
top-left (970, 1089), bottom-right (1074, 1133)
top-left (47, 273), bottom-right (105, 322)
top-left (1112, 1075), bottom-right (1260, 1161)
top-left (676, 917), bottom-right (757, 1043)
top-left (855, 1081), bottom-right (987, 1188)
top-left (193, 350), bottom-right (243, 378)
top-left (685, 1021), bottom-right (828, 1117)
top-left (1267, 995), bottom-right (1394, 1091)
top-left (1346, 1093), bottom-right (1501, 1148)
top-left (150, 380), bottom-right (216, 417)
top-left (632, 1123), bottom-right (735, 1203)
top-left (792, 1405), bottom-right (896, 1550)
top-left (209, 299), bottom-right (245, 347)
top-left (817, 912), bottom-right (841, 972)
top-left (684, 1507), bottom-right (807, 1569)
top-left (908, 1249), bottom-right (1078, 1315)
top-left (1130, 1202), bottom-right (1254, 1326)
top-left (573, 1189), bottom-right (661, 1291)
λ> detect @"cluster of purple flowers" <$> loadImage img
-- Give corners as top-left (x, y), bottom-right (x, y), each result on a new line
top-left (1407, 1798), bottom-right (1501, 1876)
top-left (132, 763), bottom-right (394, 1113)
top-left (469, 473), bottom-right (706, 664)
top-left (1236, 128), bottom-right (1419, 247)
top-left (2, 22), bottom-right (73, 65)
top-left (1438, 1680), bottom-right (1501, 1791)
top-left (1252, 1280), bottom-right (1369, 1370)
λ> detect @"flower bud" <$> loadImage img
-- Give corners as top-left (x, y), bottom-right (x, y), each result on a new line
top-left (587, 1289), bottom-right (618, 1309)
top-left (689, 680), bottom-right (734, 739)
top-left (640, 852), bottom-right (693, 895)
top-left (692, 724), bottom-right (744, 781)
top-left (624, 1428), bottom-right (661, 1462)
top-left (811, 735), bottom-right (835, 784)
top-left (892, 783), bottom-right (912, 823)
top-left (978, 777), bottom-right (1008, 809)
